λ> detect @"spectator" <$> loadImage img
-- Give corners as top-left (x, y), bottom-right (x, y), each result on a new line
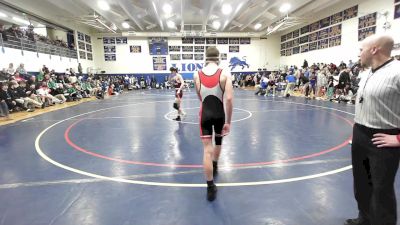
top-left (26, 75), bottom-right (37, 87)
top-left (254, 75), bottom-right (268, 95)
top-left (266, 73), bottom-right (277, 97)
top-left (15, 80), bottom-right (42, 110)
top-left (78, 63), bottom-right (82, 76)
top-left (0, 82), bottom-right (17, 112)
top-left (51, 84), bottom-right (67, 103)
top-left (6, 24), bottom-right (22, 39)
top-left (68, 73), bottom-right (77, 84)
top-left (0, 69), bottom-right (7, 82)
top-left (16, 63), bottom-right (27, 78)
top-left (299, 72), bottom-right (310, 98)
top-left (36, 82), bottom-right (61, 105)
top-left (338, 67), bottom-right (351, 90)
top-left (339, 60), bottom-right (346, 68)
top-left (348, 59), bottom-right (355, 69)
top-left (26, 25), bottom-right (35, 42)
top-left (284, 70), bottom-right (296, 97)
top-left (0, 82), bottom-right (10, 118)
top-left (42, 65), bottom-right (49, 74)
top-left (316, 69), bottom-right (327, 98)
top-left (6, 63), bottom-right (14, 77)
top-left (308, 69), bottom-right (317, 98)
top-left (13, 72), bottom-right (25, 82)
top-left (8, 81), bottom-right (30, 111)
top-left (0, 24), bottom-right (7, 41)
top-left (302, 59), bottom-right (308, 69)
top-left (25, 83), bottom-right (43, 108)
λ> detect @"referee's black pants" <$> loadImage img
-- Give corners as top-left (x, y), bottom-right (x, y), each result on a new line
top-left (352, 123), bottom-right (400, 225)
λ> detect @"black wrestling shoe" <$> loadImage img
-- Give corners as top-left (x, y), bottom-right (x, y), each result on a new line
top-left (207, 184), bottom-right (217, 201)
top-left (173, 116), bottom-right (181, 121)
top-left (344, 218), bottom-right (370, 225)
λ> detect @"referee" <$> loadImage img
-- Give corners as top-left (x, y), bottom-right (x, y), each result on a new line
top-left (345, 34), bottom-right (400, 225)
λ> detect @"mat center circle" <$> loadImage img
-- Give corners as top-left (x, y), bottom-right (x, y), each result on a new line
top-left (164, 107), bottom-right (252, 124)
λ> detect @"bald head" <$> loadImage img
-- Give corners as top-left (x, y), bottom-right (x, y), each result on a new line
top-left (359, 34), bottom-right (394, 69)
top-left (362, 34), bottom-right (394, 57)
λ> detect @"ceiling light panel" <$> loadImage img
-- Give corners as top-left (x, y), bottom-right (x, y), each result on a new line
top-left (98, 1), bottom-right (110, 11)
top-left (167, 20), bottom-right (175, 28)
top-left (212, 20), bottom-right (221, 29)
top-left (279, 3), bottom-right (291, 13)
top-left (163, 3), bottom-right (172, 14)
top-left (122, 22), bottom-right (130, 28)
top-left (222, 4), bottom-right (232, 15)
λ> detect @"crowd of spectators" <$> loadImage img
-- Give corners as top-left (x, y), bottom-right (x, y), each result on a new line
top-left (0, 63), bottom-right (103, 120)
top-left (0, 23), bottom-right (73, 49)
top-left (3, 56), bottom-right (400, 120)
top-left (0, 62), bottom-right (190, 120)
top-left (235, 57), bottom-right (400, 104)
top-left (280, 59), bottom-right (363, 103)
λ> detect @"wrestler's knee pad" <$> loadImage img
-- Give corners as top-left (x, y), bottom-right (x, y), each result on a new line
top-left (173, 102), bottom-right (179, 110)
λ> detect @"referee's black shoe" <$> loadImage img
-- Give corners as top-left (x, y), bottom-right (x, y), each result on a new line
top-left (344, 217), bottom-right (370, 225)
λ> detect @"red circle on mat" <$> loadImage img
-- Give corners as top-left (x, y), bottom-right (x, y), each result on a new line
top-left (64, 112), bottom-right (353, 168)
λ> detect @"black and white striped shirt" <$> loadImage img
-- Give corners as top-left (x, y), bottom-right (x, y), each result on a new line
top-left (355, 59), bottom-right (400, 129)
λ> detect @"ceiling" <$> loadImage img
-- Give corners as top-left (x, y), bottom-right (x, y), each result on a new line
top-left (0, 0), bottom-right (359, 36)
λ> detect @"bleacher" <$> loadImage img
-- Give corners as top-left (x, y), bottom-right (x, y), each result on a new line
top-left (0, 33), bottom-right (77, 59)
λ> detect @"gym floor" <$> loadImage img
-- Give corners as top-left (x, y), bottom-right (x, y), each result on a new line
top-left (0, 89), bottom-right (399, 225)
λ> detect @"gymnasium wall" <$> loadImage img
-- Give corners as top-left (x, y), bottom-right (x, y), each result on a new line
top-left (280, 0), bottom-right (400, 67)
top-left (2, 0), bottom-right (398, 76)
top-left (90, 35), bottom-right (281, 77)
top-left (0, 47), bottom-right (94, 74)
top-left (0, 26), bottom-right (95, 74)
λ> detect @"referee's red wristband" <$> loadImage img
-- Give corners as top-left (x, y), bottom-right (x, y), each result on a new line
top-left (397, 134), bottom-right (400, 143)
